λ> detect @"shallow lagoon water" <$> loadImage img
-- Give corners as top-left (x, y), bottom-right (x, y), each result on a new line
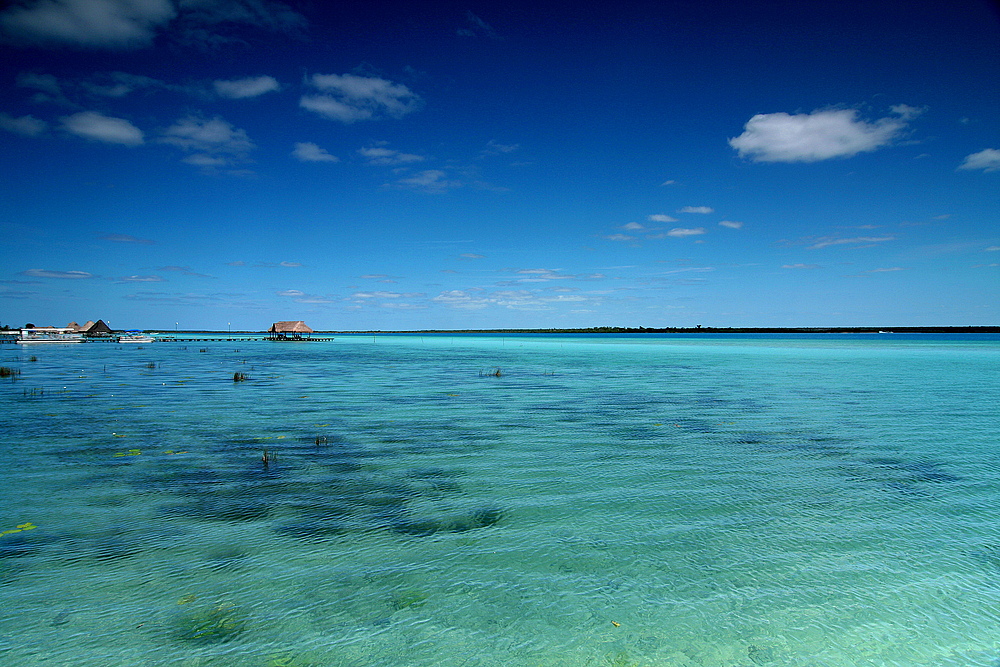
top-left (1, 333), bottom-right (999, 666)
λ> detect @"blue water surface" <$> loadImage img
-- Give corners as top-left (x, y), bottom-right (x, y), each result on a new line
top-left (1, 334), bottom-right (998, 666)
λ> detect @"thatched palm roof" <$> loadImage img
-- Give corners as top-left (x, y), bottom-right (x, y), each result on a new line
top-left (269, 321), bottom-right (314, 334)
top-left (86, 320), bottom-right (112, 334)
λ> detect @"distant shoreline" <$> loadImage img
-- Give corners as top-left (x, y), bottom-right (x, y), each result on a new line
top-left (142, 326), bottom-right (999, 335)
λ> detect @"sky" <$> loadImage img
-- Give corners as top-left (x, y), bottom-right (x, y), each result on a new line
top-left (1, 0), bottom-right (998, 331)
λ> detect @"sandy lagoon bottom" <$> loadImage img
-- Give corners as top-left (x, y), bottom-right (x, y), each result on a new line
top-left (1, 333), bottom-right (999, 666)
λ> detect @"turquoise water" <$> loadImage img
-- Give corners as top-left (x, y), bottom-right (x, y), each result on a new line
top-left (1, 333), bottom-right (998, 666)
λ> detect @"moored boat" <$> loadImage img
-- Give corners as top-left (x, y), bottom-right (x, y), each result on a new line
top-left (117, 331), bottom-right (155, 343)
top-left (16, 327), bottom-right (84, 344)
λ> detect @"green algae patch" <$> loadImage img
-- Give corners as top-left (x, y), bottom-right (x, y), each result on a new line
top-left (174, 600), bottom-right (248, 643)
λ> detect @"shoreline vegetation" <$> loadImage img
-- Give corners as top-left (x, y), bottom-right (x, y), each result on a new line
top-left (49, 326), bottom-right (1000, 335)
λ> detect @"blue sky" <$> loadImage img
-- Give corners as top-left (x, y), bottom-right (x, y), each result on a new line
top-left (1, 0), bottom-right (998, 331)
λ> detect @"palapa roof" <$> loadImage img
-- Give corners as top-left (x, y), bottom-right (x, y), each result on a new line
top-left (269, 320), bottom-right (314, 334)
top-left (86, 319), bottom-right (113, 334)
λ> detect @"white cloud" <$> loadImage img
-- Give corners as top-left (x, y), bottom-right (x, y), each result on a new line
top-left (352, 290), bottom-right (422, 299)
top-left (181, 153), bottom-right (228, 167)
top-left (301, 73), bottom-right (422, 123)
top-left (358, 146), bottom-right (423, 165)
top-left (396, 169), bottom-right (459, 193)
top-left (958, 148), bottom-right (1000, 172)
top-left (809, 235), bottom-right (895, 250)
top-left (61, 110), bottom-right (144, 145)
top-left (162, 115), bottom-right (252, 153)
top-left (666, 227), bottom-right (706, 238)
top-left (729, 107), bottom-right (911, 163)
top-left (0, 0), bottom-right (308, 50)
top-left (460, 253), bottom-right (484, 259)
top-left (21, 268), bottom-right (93, 278)
top-left (986, 246), bottom-right (1000, 252)
top-left (214, 75), bottom-right (279, 99)
top-left (890, 104), bottom-right (925, 120)
top-left (277, 289), bottom-right (304, 297)
top-left (719, 220), bottom-right (743, 229)
top-left (0, 113), bottom-right (47, 136)
top-left (161, 115), bottom-right (253, 170)
top-left (432, 289), bottom-right (491, 309)
top-left (118, 274), bottom-right (163, 282)
top-left (604, 233), bottom-right (635, 242)
top-left (622, 222), bottom-right (644, 230)
top-left (782, 263), bottom-right (820, 269)
top-left (292, 142), bottom-right (338, 162)
top-left (0, 0), bottom-right (177, 48)
top-left (481, 140), bottom-right (519, 155)
top-left (647, 214), bottom-right (678, 223)
top-left (177, 0), bottom-right (307, 31)
top-left (678, 206), bottom-right (713, 214)
top-left (17, 71), bottom-right (62, 96)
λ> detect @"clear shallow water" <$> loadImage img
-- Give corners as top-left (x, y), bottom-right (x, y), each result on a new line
top-left (1, 333), bottom-right (998, 667)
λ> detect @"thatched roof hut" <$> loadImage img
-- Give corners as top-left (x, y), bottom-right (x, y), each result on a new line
top-left (268, 321), bottom-right (314, 340)
top-left (85, 320), bottom-right (113, 336)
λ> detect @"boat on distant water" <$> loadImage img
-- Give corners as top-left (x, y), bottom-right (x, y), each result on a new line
top-left (16, 327), bottom-right (84, 344)
top-left (117, 331), bottom-right (155, 344)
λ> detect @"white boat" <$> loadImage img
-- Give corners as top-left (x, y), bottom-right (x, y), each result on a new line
top-left (16, 327), bottom-right (84, 344)
top-left (118, 331), bottom-right (155, 343)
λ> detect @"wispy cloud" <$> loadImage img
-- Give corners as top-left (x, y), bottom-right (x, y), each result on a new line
top-left (62, 111), bottom-right (144, 145)
top-left (358, 145), bottom-right (424, 165)
top-left (396, 170), bottom-right (459, 193)
top-left (0, 113), bottom-right (47, 136)
top-left (730, 106), bottom-right (917, 163)
top-left (0, 0), bottom-right (177, 49)
top-left (301, 73), bottom-right (422, 123)
top-left (158, 265), bottom-right (213, 278)
top-left (648, 214), bottom-right (678, 223)
top-left (678, 206), bottom-right (713, 214)
top-left (214, 75), bottom-right (280, 99)
top-left (808, 236), bottom-right (895, 250)
top-left (958, 148), bottom-right (1000, 172)
top-left (160, 115), bottom-right (254, 169)
top-left (664, 227), bottom-right (706, 238)
top-left (352, 290), bottom-right (423, 299)
top-left (292, 142), bottom-right (338, 162)
top-left (480, 140), bottom-right (519, 156)
top-left (277, 289), bottom-right (334, 303)
top-left (101, 233), bottom-right (154, 244)
top-left (719, 220), bottom-right (743, 229)
top-left (782, 263), bottom-right (820, 269)
top-left (604, 233), bottom-right (636, 242)
top-left (20, 268), bottom-right (93, 279)
top-left (117, 274), bottom-right (163, 282)
top-left (0, 0), bottom-right (307, 50)
top-left (457, 10), bottom-right (500, 39)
